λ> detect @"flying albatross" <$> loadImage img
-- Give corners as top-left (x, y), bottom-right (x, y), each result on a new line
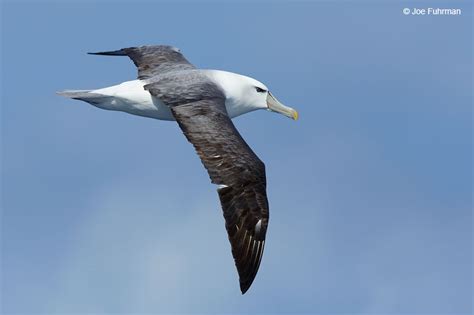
top-left (57, 45), bottom-right (298, 294)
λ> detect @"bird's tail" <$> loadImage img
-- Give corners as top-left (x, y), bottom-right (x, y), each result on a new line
top-left (56, 90), bottom-right (111, 106)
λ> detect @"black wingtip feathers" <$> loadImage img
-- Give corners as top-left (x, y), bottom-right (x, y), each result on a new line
top-left (240, 283), bottom-right (251, 295)
top-left (87, 49), bottom-right (127, 56)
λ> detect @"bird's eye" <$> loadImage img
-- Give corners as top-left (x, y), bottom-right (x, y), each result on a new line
top-left (255, 87), bottom-right (266, 93)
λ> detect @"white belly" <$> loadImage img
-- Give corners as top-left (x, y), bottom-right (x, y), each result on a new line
top-left (93, 80), bottom-right (175, 121)
top-left (92, 79), bottom-right (246, 121)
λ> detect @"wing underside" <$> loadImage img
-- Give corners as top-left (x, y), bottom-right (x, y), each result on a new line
top-left (170, 99), bottom-right (269, 294)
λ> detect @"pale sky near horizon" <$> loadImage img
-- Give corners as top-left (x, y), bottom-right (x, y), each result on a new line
top-left (1, 1), bottom-right (472, 314)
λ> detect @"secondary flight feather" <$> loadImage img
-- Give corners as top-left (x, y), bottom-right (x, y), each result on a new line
top-left (58, 45), bottom-right (298, 294)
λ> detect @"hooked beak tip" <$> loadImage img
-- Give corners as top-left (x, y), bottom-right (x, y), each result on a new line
top-left (292, 110), bottom-right (299, 121)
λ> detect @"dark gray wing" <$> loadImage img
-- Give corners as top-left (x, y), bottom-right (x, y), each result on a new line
top-left (146, 78), bottom-right (269, 294)
top-left (88, 45), bottom-right (195, 79)
top-left (171, 99), bottom-right (269, 294)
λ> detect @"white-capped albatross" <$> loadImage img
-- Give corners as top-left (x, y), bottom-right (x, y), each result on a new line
top-left (57, 45), bottom-right (298, 294)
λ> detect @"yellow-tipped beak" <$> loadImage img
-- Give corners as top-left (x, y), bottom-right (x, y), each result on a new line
top-left (267, 92), bottom-right (298, 121)
top-left (292, 110), bottom-right (299, 121)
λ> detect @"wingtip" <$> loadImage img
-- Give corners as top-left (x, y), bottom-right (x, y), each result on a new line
top-left (87, 49), bottom-right (127, 56)
top-left (87, 51), bottom-right (108, 55)
top-left (240, 280), bottom-right (253, 294)
top-left (87, 51), bottom-right (106, 55)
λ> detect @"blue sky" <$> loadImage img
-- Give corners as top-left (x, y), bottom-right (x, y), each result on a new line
top-left (1, 1), bottom-right (472, 314)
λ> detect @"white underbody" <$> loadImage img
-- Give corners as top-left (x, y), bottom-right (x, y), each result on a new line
top-left (93, 80), bottom-right (176, 120)
top-left (89, 70), bottom-right (268, 121)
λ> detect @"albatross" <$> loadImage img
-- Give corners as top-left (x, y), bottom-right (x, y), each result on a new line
top-left (58, 45), bottom-right (298, 294)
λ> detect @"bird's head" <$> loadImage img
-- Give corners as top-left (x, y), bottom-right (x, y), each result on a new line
top-left (207, 70), bottom-right (298, 120)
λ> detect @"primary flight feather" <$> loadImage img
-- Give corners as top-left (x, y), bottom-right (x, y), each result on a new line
top-left (58, 45), bottom-right (298, 294)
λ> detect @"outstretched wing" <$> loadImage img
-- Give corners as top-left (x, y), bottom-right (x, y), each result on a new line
top-left (169, 97), bottom-right (269, 294)
top-left (88, 45), bottom-right (195, 79)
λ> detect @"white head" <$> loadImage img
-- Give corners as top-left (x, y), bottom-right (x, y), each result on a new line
top-left (205, 70), bottom-right (298, 120)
